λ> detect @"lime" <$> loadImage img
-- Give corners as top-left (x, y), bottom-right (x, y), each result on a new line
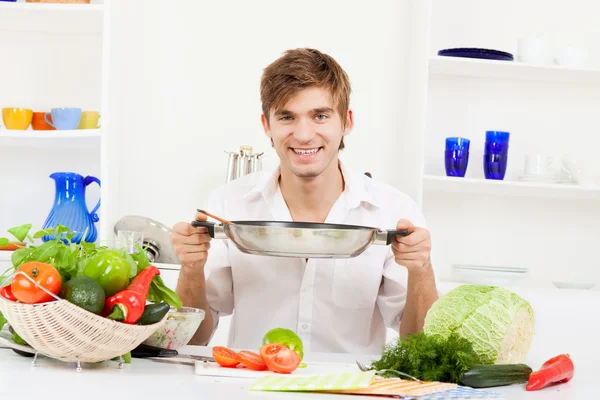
top-left (262, 328), bottom-right (304, 360)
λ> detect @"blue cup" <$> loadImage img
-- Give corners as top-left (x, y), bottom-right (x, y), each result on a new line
top-left (446, 137), bottom-right (470, 151)
top-left (45, 107), bottom-right (82, 130)
top-left (445, 149), bottom-right (469, 177)
top-left (486, 130), bottom-right (510, 143)
top-left (484, 153), bottom-right (508, 180)
top-left (484, 141), bottom-right (509, 154)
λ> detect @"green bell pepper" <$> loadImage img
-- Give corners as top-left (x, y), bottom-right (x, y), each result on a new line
top-left (80, 250), bottom-right (131, 297)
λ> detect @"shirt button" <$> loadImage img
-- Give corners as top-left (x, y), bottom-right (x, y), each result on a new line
top-left (302, 324), bottom-right (308, 330)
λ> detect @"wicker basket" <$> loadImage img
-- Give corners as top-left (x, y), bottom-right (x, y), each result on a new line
top-left (0, 295), bottom-right (166, 363)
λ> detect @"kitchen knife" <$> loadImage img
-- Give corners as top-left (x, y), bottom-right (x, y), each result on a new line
top-left (131, 343), bottom-right (215, 362)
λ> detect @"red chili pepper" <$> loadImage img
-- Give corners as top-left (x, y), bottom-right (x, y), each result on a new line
top-left (526, 354), bottom-right (574, 391)
top-left (103, 266), bottom-right (160, 324)
top-left (0, 285), bottom-right (17, 302)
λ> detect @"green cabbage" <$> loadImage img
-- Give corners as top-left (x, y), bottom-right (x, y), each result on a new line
top-left (423, 285), bottom-right (534, 365)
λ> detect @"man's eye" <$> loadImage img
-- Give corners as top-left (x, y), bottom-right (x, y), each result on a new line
top-left (315, 114), bottom-right (328, 121)
top-left (279, 116), bottom-right (293, 121)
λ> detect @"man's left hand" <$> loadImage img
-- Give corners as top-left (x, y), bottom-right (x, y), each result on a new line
top-left (391, 219), bottom-right (432, 271)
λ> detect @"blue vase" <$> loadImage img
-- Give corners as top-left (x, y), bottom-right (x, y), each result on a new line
top-left (42, 172), bottom-right (101, 243)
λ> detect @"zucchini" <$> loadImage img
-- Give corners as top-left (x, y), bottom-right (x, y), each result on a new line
top-left (460, 364), bottom-right (532, 388)
top-left (137, 302), bottom-right (171, 325)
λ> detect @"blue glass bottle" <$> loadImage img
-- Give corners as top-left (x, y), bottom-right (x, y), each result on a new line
top-left (42, 172), bottom-right (101, 243)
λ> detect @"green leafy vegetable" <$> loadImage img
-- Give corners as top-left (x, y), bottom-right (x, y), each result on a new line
top-left (0, 238), bottom-right (8, 247)
top-left (0, 312), bottom-right (6, 332)
top-left (7, 224), bottom-right (32, 243)
top-left (371, 332), bottom-right (482, 384)
top-left (423, 285), bottom-right (535, 364)
top-left (148, 277), bottom-right (183, 309)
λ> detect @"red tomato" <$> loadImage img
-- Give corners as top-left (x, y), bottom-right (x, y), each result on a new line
top-left (11, 262), bottom-right (61, 304)
top-left (260, 343), bottom-right (301, 374)
top-left (212, 346), bottom-right (240, 368)
top-left (237, 350), bottom-right (267, 371)
top-left (0, 285), bottom-right (17, 301)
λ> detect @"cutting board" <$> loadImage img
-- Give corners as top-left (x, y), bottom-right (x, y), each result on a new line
top-left (194, 360), bottom-right (359, 378)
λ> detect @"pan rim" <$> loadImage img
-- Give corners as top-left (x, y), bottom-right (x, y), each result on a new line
top-left (224, 220), bottom-right (379, 230)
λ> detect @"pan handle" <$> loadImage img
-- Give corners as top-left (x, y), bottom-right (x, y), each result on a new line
top-left (191, 220), bottom-right (227, 239)
top-left (191, 220), bottom-right (215, 237)
top-left (374, 229), bottom-right (411, 246)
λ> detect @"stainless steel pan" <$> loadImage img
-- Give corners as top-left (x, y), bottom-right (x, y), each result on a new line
top-left (191, 220), bottom-right (410, 258)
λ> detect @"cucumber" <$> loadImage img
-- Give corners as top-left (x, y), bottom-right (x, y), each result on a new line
top-left (136, 302), bottom-right (170, 325)
top-left (460, 364), bottom-right (532, 388)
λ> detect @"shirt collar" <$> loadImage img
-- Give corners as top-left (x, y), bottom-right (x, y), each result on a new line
top-left (244, 160), bottom-right (380, 209)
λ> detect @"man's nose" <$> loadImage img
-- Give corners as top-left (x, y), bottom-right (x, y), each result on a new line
top-left (293, 118), bottom-right (316, 143)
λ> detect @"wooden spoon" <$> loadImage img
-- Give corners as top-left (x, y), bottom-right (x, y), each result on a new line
top-left (196, 209), bottom-right (233, 225)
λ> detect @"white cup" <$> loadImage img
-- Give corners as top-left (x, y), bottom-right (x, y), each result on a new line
top-left (517, 37), bottom-right (552, 65)
top-left (524, 154), bottom-right (557, 177)
top-left (556, 46), bottom-right (589, 68)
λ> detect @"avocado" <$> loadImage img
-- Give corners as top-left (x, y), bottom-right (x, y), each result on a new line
top-left (60, 276), bottom-right (106, 315)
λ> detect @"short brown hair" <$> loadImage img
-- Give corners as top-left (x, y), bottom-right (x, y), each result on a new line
top-left (260, 48), bottom-right (352, 150)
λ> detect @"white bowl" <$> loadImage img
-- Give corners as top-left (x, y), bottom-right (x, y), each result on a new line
top-left (143, 306), bottom-right (206, 350)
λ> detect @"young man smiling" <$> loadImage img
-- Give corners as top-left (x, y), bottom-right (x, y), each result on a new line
top-left (172, 48), bottom-right (438, 354)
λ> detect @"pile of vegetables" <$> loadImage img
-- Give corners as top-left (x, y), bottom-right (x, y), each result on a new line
top-left (370, 284), bottom-right (575, 391)
top-left (0, 223), bottom-right (183, 359)
top-left (212, 328), bottom-right (305, 374)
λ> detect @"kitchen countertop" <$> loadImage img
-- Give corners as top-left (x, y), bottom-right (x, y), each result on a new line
top-left (1, 255), bottom-right (597, 398)
top-left (0, 343), bottom-right (594, 400)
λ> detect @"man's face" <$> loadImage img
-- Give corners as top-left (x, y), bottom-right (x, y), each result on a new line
top-left (262, 87), bottom-right (353, 179)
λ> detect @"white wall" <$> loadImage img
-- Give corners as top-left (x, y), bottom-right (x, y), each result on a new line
top-left (104, 0), bottom-right (423, 236)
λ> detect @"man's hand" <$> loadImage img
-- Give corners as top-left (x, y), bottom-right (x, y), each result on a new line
top-left (391, 219), bottom-right (431, 271)
top-left (172, 212), bottom-right (212, 274)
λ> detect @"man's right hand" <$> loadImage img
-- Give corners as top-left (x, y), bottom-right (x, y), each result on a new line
top-left (172, 212), bottom-right (212, 273)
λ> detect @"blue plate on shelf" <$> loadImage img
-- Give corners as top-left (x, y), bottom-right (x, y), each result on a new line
top-left (438, 48), bottom-right (514, 61)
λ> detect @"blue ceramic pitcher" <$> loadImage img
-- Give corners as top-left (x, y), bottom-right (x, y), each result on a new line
top-left (42, 172), bottom-right (101, 243)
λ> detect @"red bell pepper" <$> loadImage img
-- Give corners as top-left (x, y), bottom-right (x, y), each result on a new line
top-left (526, 354), bottom-right (575, 391)
top-left (0, 285), bottom-right (17, 302)
top-left (103, 266), bottom-right (160, 324)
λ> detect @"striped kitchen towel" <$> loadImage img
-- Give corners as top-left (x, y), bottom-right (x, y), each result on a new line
top-left (402, 385), bottom-right (503, 399)
top-left (249, 370), bottom-right (376, 391)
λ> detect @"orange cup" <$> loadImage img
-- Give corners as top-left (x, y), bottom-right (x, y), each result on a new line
top-left (32, 112), bottom-right (56, 131)
top-left (2, 108), bottom-right (33, 130)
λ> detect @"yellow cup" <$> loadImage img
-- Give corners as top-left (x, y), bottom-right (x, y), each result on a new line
top-left (2, 108), bottom-right (33, 130)
top-left (77, 111), bottom-right (101, 129)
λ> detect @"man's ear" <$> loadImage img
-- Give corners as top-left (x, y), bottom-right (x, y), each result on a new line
top-left (343, 109), bottom-right (354, 137)
top-left (261, 114), bottom-right (271, 139)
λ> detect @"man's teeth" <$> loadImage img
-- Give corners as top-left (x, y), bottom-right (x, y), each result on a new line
top-left (293, 148), bottom-right (319, 155)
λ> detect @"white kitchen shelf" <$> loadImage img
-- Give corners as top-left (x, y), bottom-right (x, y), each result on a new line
top-left (429, 56), bottom-right (600, 84)
top-left (423, 175), bottom-right (600, 201)
top-left (0, 2), bottom-right (103, 12)
top-left (0, 128), bottom-right (101, 148)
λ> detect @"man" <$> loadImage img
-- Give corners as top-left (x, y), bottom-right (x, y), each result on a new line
top-left (172, 48), bottom-right (438, 354)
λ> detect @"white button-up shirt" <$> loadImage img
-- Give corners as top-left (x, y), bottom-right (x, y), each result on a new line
top-left (203, 162), bottom-right (431, 355)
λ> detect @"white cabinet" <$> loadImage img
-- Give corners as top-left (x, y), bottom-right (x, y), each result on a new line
top-left (422, 0), bottom-right (600, 287)
top-left (0, 0), bottom-right (109, 242)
